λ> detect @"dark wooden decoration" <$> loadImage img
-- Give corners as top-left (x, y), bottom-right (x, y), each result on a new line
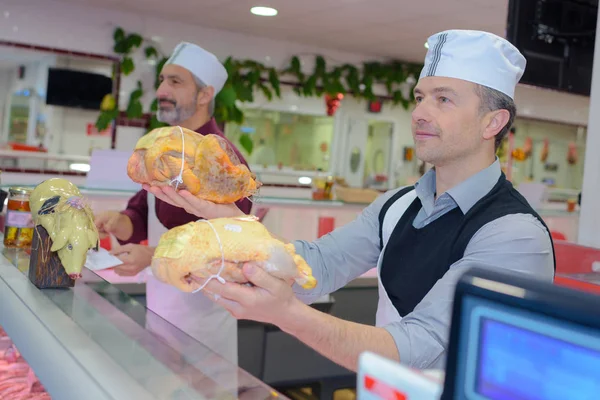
top-left (28, 225), bottom-right (74, 289)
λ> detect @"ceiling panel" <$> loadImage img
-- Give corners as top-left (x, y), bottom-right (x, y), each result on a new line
top-left (52, 0), bottom-right (510, 62)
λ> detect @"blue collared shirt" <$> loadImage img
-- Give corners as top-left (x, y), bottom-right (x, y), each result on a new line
top-left (293, 159), bottom-right (554, 369)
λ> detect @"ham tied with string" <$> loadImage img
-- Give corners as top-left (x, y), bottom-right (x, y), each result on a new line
top-left (127, 126), bottom-right (260, 203)
top-left (151, 216), bottom-right (317, 293)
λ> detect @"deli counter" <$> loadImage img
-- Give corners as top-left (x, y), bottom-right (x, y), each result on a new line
top-left (0, 238), bottom-right (285, 400)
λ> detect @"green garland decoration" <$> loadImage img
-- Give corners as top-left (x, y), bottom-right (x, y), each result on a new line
top-left (96, 27), bottom-right (169, 132)
top-left (96, 27), bottom-right (422, 155)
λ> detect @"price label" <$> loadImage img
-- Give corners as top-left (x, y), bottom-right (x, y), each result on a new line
top-left (5, 210), bottom-right (33, 228)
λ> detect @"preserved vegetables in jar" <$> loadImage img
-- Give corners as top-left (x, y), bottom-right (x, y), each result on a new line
top-left (3, 187), bottom-right (34, 248)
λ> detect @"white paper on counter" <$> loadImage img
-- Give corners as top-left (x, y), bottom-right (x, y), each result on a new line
top-left (85, 248), bottom-right (123, 271)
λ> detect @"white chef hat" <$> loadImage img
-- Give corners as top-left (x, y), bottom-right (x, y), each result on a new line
top-left (419, 30), bottom-right (526, 99)
top-left (166, 42), bottom-right (228, 95)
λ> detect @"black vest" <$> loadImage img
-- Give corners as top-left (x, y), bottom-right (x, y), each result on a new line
top-left (378, 173), bottom-right (556, 318)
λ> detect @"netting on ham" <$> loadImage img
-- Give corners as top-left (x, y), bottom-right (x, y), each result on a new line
top-left (127, 126), bottom-right (260, 203)
top-left (151, 217), bottom-right (317, 293)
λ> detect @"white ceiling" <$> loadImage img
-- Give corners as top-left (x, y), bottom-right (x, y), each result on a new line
top-left (56, 0), bottom-right (509, 62)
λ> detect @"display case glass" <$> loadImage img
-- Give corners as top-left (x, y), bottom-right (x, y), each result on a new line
top-left (0, 240), bottom-right (285, 400)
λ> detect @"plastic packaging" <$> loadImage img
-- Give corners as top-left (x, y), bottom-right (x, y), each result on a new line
top-left (151, 216), bottom-right (317, 293)
top-left (127, 125), bottom-right (260, 203)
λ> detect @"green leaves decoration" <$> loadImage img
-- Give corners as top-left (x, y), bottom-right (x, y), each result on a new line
top-left (97, 26), bottom-right (423, 144)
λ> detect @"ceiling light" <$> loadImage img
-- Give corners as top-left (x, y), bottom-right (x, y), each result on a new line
top-left (424, 42), bottom-right (429, 49)
top-left (70, 163), bottom-right (91, 172)
top-left (251, 6), bottom-right (278, 16)
top-left (298, 177), bottom-right (312, 185)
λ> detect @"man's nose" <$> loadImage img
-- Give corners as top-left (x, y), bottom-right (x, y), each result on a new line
top-left (412, 101), bottom-right (433, 123)
top-left (156, 82), bottom-right (170, 99)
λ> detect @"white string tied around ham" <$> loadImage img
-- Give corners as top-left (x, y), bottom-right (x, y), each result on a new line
top-left (192, 219), bottom-right (227, 295)
top-left (169, 125), bottom-right (186, 190)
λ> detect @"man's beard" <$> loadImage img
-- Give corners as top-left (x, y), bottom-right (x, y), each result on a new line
top-left (157, 98), bottom-right (197, 125)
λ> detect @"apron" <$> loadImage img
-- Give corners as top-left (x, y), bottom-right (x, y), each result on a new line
top-left (144, 194), bottom-right (238, 391)
top-left (375, 190), bottom-right (417, 327)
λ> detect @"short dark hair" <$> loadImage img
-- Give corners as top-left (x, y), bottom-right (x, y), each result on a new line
top-left (194, 76), bottom-right (215, 116)
top-left (475, 85), bottom-right (516, 150)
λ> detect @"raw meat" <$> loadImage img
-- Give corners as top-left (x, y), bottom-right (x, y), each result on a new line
top-left (152, 216), bottom-right (317, 292)
top-left (127, 126), bottom-right (260, 203)
top-left (0, 326), bottom-right (51, 399)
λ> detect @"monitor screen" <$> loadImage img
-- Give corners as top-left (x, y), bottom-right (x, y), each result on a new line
top-left (46, 68), bottom-right (113, 110)
top-left (506, 0), bottom-right (598, 96)
top-left (442, 267), bottom-right (600, 400)
top-left (455, 298), bottom-right (600, 399)
top-left (475, 317), bottom-right (600, 399)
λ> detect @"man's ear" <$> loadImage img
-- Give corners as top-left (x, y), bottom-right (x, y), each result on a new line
top-left (482, 109), bottom-right (510, 141)
top-left (197, 86), bottom-right (215, 106)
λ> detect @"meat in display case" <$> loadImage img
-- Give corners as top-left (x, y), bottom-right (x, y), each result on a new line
top-left (0, 240), bottom-right (286, 400)
top-left (0, 326), bottom-right (50, 399)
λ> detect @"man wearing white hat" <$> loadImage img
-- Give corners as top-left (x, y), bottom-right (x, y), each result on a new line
top-left (94, 42), bottom-right (252, 366)
top-left (148, 30), bottom-right (555, 370)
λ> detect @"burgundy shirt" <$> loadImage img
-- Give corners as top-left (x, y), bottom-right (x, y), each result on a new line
top-left (120, 118), bottom-right (253, 245)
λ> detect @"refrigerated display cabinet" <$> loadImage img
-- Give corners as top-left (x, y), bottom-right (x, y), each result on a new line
top-left (0, 239), bottom-right (285, 400)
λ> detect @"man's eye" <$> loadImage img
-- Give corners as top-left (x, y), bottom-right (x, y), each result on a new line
top-left (439, 97), bottom-right (450, 103)
top-left (415, 96), bottom-right (423, 103)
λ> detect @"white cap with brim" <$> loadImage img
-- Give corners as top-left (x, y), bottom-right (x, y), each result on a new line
top-left (166, 42), bottom-right (228, 95)
top-left (419, 30), bottom-right (526, 99)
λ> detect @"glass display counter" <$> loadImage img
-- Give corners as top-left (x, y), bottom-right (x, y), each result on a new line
top-left (0, 237), bottom-right (285, 400)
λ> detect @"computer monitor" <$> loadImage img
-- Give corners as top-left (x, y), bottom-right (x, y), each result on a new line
top-left (442, 267), bottom-right (600, 399)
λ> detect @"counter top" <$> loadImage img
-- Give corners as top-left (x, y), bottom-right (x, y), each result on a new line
top-left (0, 241), bottom-right (284, 400)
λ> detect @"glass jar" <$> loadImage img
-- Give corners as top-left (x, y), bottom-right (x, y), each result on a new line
top-left (312, 172), bottom-right (334, 201)
top-left (3, 187), bottom-right (34, 248)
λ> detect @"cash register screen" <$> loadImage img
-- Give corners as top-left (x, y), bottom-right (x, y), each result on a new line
top-left (463, 302), bottom-right (600, 399)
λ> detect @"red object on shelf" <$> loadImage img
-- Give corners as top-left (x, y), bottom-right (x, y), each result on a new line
top-left (318, 217), bottom-right (335, 238)
top-left (367, 100), bottom-right (383, 113)
top-left (554, 276), bottom-right (600, 295)
top-left (8, 142), bottom-right (47, 152)
top-left (99, 236), bottom-right (112, 251)
top-left (554, 240), bottom-right (600, 275)
top-left (553, 240), bottom-right (600, 295)
top-left (550, 231), bottom-right (567, 241)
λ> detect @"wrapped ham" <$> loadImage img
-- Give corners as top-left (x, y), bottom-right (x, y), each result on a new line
top-left (127, 126), bottom-right (260, 203)
top-left (151, 216), bottom-right (317, 292)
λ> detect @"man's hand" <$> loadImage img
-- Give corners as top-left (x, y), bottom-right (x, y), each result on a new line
top-left (94, 211), bottom-right (133, 241)
top-left (201, 263), bottom-right (301, 326)
top-left (110, 244), bottom-right (155, 276)
top-left (202, 263), bottom-right (399, 372)
top-left (143, 184), bottom-right (244, 220)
